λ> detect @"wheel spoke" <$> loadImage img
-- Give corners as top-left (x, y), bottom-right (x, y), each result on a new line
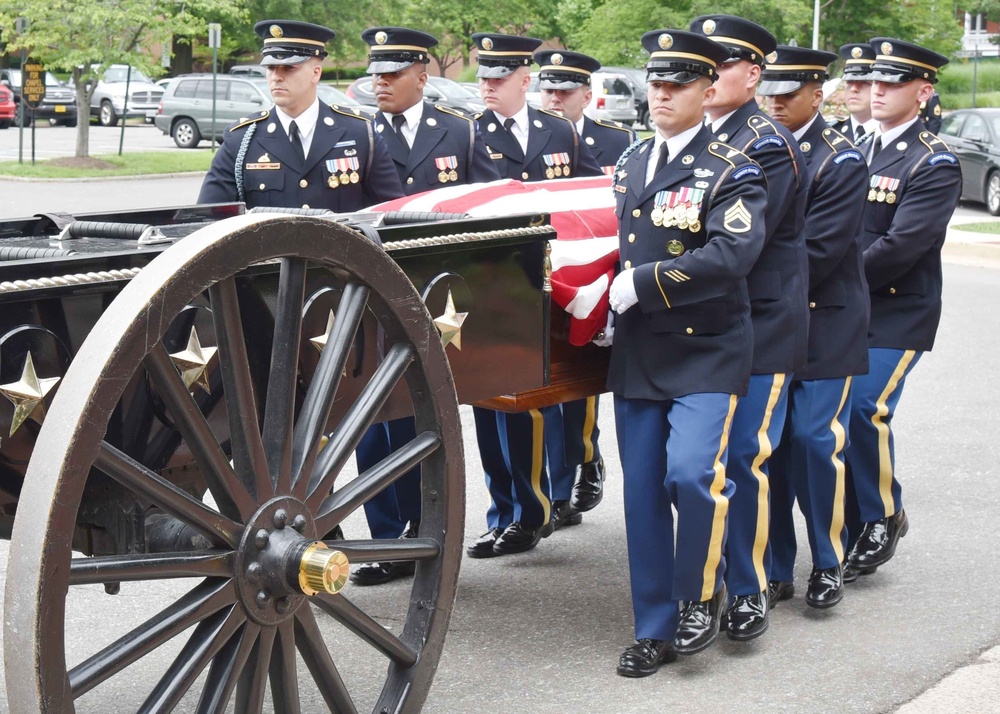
top-left (68, 579), bottom-right (236, 698)
top-left (70, 551), bottom-right (234, 585)
top-left (261, 258), bottom-right (307, 495)
top-left (96, 442), bottom-right (241, 548)
top-left (305, 343), bottom-right (417, 510)
top-left (137, 605), bottom-right (245, 714)
top-left (295, 605), bottom-right (359, 713)
top-left (325, 537), bottom-right (441, 564)
top-left (235, 626), bottom-right (275, 714)
top-left (313, 431), bottom-right (439, 536)
top-left (314, 593), bottom-right (418, 668)
top-left (291, 282), bottom-right (370, 499)
top-left (196, 620), bottom-right (261, 714)
top-left (269, 620), bottom-right (300, 714)
top-left (209, 277), bottom-right (271, 502)
top-left (145, 343), bottom-right (254, 520)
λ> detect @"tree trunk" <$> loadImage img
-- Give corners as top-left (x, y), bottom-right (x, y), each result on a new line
top-left (72, 70), bottom-right (91, 158)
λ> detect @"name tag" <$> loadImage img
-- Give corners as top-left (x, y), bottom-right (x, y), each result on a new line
top-left (614, 184), bottom-right (627, 193)
top-left (246, 162), bottom-right (281, 170)
top-left (489, 152), bottom-right (503, 160)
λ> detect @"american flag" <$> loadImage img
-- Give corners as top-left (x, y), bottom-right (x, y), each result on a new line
top-left (371, 176), bottom-right (619, 345)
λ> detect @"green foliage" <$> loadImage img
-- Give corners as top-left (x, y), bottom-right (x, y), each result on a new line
top-left (0, 151), bottom-right (214, 178)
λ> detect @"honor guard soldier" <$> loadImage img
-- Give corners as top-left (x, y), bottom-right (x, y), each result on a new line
top-left (535, 49), bottom-right (637, 530)
top-left (465, 33), bottom-right (602, 560)
top-left (832, 44), bottom-right (878, 144)
top-left (198, 19), bottom-right (404, 211)
top-left (758, 47), bottom-right (871, 613)
top-left (607, 28), bottom-right (767, 676)
top-left (691, 15), bottom-right (808, 640)
top-left (346, 27), bottom-right (500, 587)
top-left (843, 38), bottom-right (961, 575)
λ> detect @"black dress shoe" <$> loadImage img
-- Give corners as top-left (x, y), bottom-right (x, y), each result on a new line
top-left (570, 458), bottom-right (605, 512)
top-left (492, 520), bottom-right (553, 555)
top-left (725, 591), bottom-right (769, 641)
top-left (466, 527), bottom-right (504, 559)
top-left (848, 509), bottom-right (908, 570)
top-left (617, 639), bottom-right (677, 677)
top-left (674, 585), bottom-right (726, 655)
top-left (349, 561), bottom-right (416, 586)
top-left (842, 560), bottom-right (877, 583)
top-left (806, 566), bottom-right (844, 609)
top-left (550, 500), bottom-right (583, 530)
top-left (767, 580), bottom-right (794, 608)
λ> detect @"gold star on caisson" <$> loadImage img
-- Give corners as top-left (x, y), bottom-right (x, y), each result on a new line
top-left (433, 290), bottom-right (468, 351)
top-left (168, 328), bottom-right (218, 394)
top-left (0, 352), bottom-right (60, 437)
top-left (310, 310), bottom-right (335, 353)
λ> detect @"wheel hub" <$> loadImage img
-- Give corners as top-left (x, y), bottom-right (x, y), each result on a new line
top-left (235, 496), bottom-right (348, 625)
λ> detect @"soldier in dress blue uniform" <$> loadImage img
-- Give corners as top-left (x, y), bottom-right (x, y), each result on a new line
top-left (607, 28), bottom-right (767, 676)
top-left (198, 19), bottom-right (403, 210)
top-left (534, 49), bottom-right (637, 530)
top-left (832, 44), bottom-right (878, 144)
top-left (843, 38), bottom-right (961, 574)
top-left (465, 33), bottom-right (602, 559)
top-left (347, 27), bottom-right (502, 587)
top-left (691, 15), bottom-right (809, 641)
top-left (758, 47), bottom-right (871, 614)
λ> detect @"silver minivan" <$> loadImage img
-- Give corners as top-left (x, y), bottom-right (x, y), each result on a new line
top-left (527, 70), bottom-right (637, 125)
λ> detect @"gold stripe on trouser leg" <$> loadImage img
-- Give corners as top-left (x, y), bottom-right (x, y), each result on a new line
top-left (873, 351), bottom-right (916, 517)
top-left (827, 377), bottom-right (852, 564)
top-left (582, 396), bottom-right (597, 463)
top-left (528, 408), bottom-right (550, 523)
top-left (749, 374), bottom-right (786, 591)
top-left (701, 394), bottom-right (739, 602)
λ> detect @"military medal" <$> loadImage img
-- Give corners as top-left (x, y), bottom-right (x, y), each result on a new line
top-left (652, 190), bottom-right (670, 227)
top-left (350, 171), bottom-right (360, 184)
top-left (883, 177), bottom-right (899, 204)
top-left (868, 188), bottom-right (877, 202)
top-left (886, 192), bottom-right (896, 204)
top-left (561, 153), bottom-right (571, 177)
top-left (449, 169), bottom-right (458, 181)
top-left (554, 164), bottom-right (563, 177)
top-left (690, 220), bottom-right (701, 232)
top-left (667, 239), bottom-right (685, 256)
top-left (327, 175), bottom-right (339, 189)
top-left (672, 205), bottom-right (687, 225)
top-left (340, 173), bottom-right (351, 185)
top-left (435, 156), bottom-right (459, 183)
top-left (868, 175), bottom-right (879, 202)
top-left (438, 170), bottom-right (449, 183)
top-left (651, 207), bottom-right (664, 226)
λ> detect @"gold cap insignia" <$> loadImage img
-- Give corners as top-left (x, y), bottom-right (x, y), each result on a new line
top-left (552, 53), bottom-right (563, 65)
top-left (658, 33), bottom-right (673, 50)
top-left (703, 19), bottom-right (716, 35)
top-left (269, 24), bottom-right (283, 38)
top-left (482, 37), bottom-right (493, 50)
top-left (765, 51), bottom-right (778, 64)
top-left (375, 31), bottom-right (388, 45)
top-left (881, 42), bottom-right (893, 55)
top-left (851, 47), bottom-right (863, 59)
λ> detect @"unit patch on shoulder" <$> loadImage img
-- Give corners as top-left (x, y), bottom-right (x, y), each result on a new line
top-left (833, 150), bottom-right (863, 164)
top-left (752, 135), bottom-right (785, 150)
top-left (928, 153), bottom-right (958, 165)
top-left (724, 198), bottom-right (753, 234)
top-left (731, 165), bottom-right (762, 181)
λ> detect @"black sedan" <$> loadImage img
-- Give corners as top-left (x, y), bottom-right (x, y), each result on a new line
top-left (938, 108), bottom-right (1000, 215)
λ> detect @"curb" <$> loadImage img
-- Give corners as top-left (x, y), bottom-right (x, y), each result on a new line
top-left (895, 646), bottom-right (1000, 713)
top-left (0, 171), bottom-right (208, 184)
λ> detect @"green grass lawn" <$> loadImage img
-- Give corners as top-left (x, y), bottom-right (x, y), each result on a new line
top-left (952, 222), bottom-right (1000, 235)
top-left (0, 151), bottom-right (214, 179)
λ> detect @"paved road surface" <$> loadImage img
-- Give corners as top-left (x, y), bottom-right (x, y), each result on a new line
top-left (0, 122), bottom-right (184, 162)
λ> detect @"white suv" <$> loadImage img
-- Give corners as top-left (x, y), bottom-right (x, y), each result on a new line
top-left (88, 65), bottom-right (164, 127)
top-left (527, 70), bottom-right (637, 125)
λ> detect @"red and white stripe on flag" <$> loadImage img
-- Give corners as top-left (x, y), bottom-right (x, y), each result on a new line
top-left (370, 176), bottom-right (620, 345)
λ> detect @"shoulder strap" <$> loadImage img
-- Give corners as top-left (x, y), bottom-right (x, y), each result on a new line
top-left (234, 122), bottom-right (258, 204)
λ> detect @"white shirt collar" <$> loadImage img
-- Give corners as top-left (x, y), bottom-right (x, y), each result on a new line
top-left (646, 122), bottom-right (702, 186)
top-left (874, 116), bottom-right (920, 151)
top-left (274, 98), bottom-right (321, 157)
top-left (710, 109), bottom-right (739, 134)
top-left (792, 113), bottom-right (820, 141)
top-left (496, 104), bottom-right (530, 153)
top-left (575, 117), bottom-right (585, 136)
top-left (383, 101), bottom-right (425, 148)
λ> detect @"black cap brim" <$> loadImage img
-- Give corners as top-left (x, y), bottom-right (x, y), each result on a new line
top-left (538, 77), bottom-right (585, 90)
top-left (260, 53), bottom-right (312, 67)
top-left (477, 64), bottom-right (517, 79)
top-left (868, 69), bottom-right (912, 84)
top-left (646, 69), bottom-right (704, 85)
top-left (758, 79), bottom-right (805, 96)
top-left (367, 59), bottom-right (416, 74)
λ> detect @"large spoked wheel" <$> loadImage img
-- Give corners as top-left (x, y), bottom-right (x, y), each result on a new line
top-left (4, 214), bottom-right (464, 713)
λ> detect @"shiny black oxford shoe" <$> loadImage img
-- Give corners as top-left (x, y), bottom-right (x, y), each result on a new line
top-left (570, 458), bottom-right (605, 512)
top-left (767, 580), bottom-right (795, 608)
top-left (492, 520), bottom-right (554, 556)
top-left (842, 560), bottom-right (877, 583)
top-left (616, 639), bottom-right (677, 678)
top-left (550, 500), bottom-right (583, 530)
top-left (466, 527), bottom-right (504, 559)
top-left (847, 509), bottom-right (908, 570)
top-left (674, 585), bottom-right (726, 655)
top-left (805, 565), bottom-right (844, 609)
top-left (725, 591), bottom-right (769, 641)
top-left (350, 521), bottom-right (420, 585)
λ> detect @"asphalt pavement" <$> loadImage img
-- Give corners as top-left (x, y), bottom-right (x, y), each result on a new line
top-left (0, 174), bottom-right (997, 712)
top-left (0, 121), bottom-right (184, 162)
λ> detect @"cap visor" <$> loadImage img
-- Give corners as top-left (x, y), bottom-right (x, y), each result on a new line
top-left (841, 72), bottom-right (874, 82)
top-left (538, 78), bottom-right (585, 90)
top-left (646, 69), bottom-right (703, 85)
top-left (367, 59), bottom-right (415, 75)
top-left (757, 79), bottom-right (804, 96)
top-left (260, 53), bottom-right (311, 67)
top-left (477, 64), bottom-right (516, 79)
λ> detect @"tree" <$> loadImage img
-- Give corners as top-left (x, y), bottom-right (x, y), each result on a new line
top-left (0, 0), bottom-right (244, 158)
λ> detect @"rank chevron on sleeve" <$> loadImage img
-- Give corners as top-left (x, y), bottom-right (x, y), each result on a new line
top-left (724, 198), bottom-right (753, 234)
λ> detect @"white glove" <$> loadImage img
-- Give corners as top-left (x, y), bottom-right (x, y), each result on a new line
top-left (592, 311), bottom-right (615, 347)
top-left (609, 268), bottom-right (638, 314)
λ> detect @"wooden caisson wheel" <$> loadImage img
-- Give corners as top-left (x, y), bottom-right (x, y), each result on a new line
top-left (4, 214), bottom-right (464, 713)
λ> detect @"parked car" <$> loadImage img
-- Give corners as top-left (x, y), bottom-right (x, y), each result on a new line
top-left (87, 64), bottom-right (163, 127)
top-left (154, 74), bottom-right (371, 148)
top-left (527, 69), bottom-right (638, 125)
top-left (0, 69), bottom-right (78, 127)
top-left (346, 75), bottom-right (485, 114)
top-left (229, 64), bottom-right (266, 78)
top-left (938, 108), bottom-right (1000, 215)
top-left (602, 66), bottom-right (648, 129)
top-left (0, 83), bottom-right (15, 129)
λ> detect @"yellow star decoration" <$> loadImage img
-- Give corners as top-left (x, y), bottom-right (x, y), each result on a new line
top-left (169, 327), bottom-right (218, 395)
top-left (433, 290), bottom-right (468, 351)
top-left (310, 310), bottom-right (335, 353)
top-left (0, 352), bottom-right (60, 437)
